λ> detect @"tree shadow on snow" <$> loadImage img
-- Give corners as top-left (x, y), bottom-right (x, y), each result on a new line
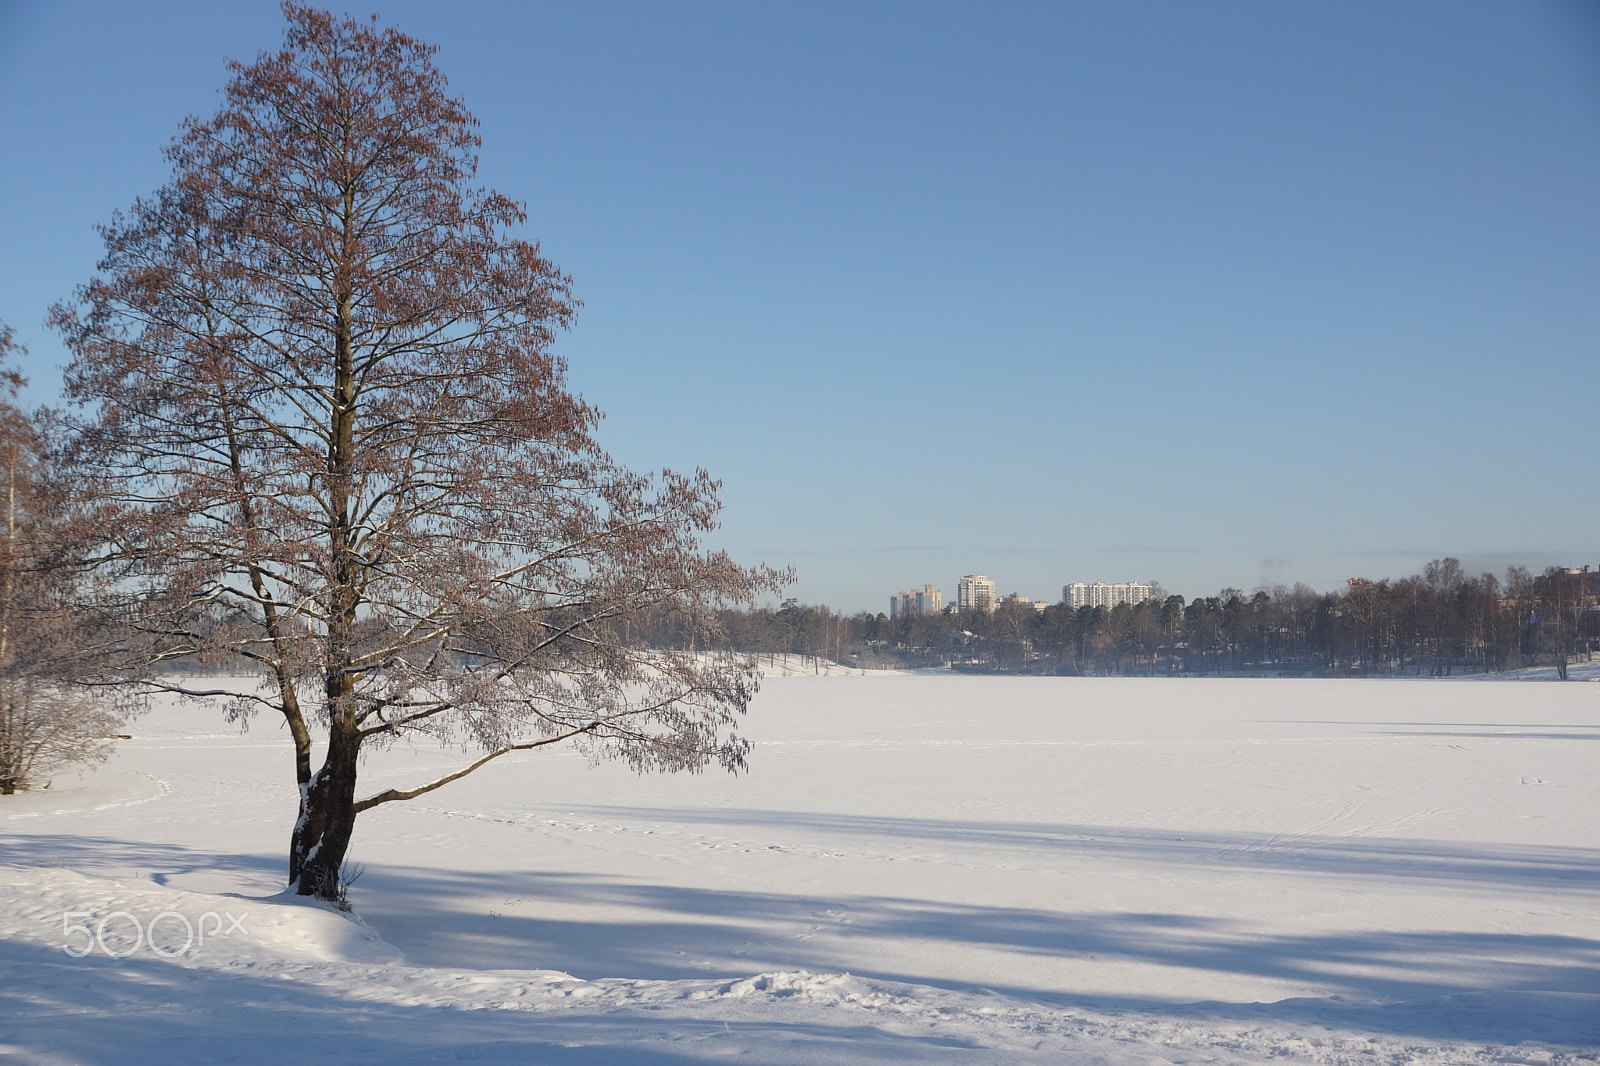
top-left (0, 934), bottom-right (981, 1066)
top-left (7, 824), bottom-right (1599, 1049)
top-left (340, 815), bottom-right (1600, 1047)
top-left (564, 804), bottom-right (1600, 889)
top-left (0, 832), bottom-right (283, 887)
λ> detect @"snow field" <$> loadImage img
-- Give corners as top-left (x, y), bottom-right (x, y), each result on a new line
top-left (2, 674), bottom-right (1597, 1063)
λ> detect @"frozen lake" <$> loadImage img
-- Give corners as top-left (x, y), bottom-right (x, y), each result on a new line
top-left (3, 673), bottom-right (1597, 1063)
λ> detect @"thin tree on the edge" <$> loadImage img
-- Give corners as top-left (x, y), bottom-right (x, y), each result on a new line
top-left (54, 6), bottom-right (785, 899)
top-left (0, 322), bottom-right (121, 794)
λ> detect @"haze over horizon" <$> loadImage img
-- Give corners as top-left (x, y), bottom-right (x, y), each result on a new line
top-left (2, 0), bottom-right (1596, 613)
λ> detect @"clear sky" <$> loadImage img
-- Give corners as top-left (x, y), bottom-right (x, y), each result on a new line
top-left (2, 1), bottom-right (1597, 613)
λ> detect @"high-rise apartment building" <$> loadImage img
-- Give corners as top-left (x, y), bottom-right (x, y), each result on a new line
top-left (1063, 581), bottom-right (1156, 609)
top-left (958, 574), bottom-right (996, 614)
top-left (890, 584), bottom-right (943, 618)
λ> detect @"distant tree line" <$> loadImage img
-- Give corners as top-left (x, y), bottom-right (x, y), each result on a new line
top-left (634, 559), bottom-right (1600, 678)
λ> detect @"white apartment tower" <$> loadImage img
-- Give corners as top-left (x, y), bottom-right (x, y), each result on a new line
top-left (890, 584), bottom-right (943, 619)
top-left (1063, 581), bottom-right (1156, 609)
top-left (957, 574), bottom-right (996, 614)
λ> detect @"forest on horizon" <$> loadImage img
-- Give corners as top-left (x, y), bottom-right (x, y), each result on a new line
top-left (638, 559), bottom-right (1600, 679)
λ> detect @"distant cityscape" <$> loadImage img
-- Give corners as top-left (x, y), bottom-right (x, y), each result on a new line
top-left (650, 558), bottom-right (1595, 679)
top-left (890, 576), bottom-right (1157, 618)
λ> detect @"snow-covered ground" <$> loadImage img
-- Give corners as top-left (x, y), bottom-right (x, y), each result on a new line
top-left (3, 673), bottom-right (1597, 1064)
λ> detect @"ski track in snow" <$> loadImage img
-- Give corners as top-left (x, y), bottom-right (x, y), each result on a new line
top-left (0, 772), bottom-right (173, 823)
top-left (2, 674), bottom-right (1598, 1064)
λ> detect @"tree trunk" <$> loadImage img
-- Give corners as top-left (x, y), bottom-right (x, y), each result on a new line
top-left (289, 719), bottom-right (361, 900)
top-left (291, 189), bottom-right (364, 902)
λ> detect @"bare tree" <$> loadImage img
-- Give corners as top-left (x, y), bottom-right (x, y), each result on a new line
top-left (1536, 567), bottom-right (1586, 681)
top-left (1504, 565), bottom-right (1536, 671)
top-left (0, 323), bottom-right (122, 794)
top-left (0, 675), bottom-right (121, 795)
top-left (53, 7), bottom-right (783, 898)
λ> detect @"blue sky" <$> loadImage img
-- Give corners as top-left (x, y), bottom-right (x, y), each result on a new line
top-left (2, 1), bottom-right (1596, 612)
